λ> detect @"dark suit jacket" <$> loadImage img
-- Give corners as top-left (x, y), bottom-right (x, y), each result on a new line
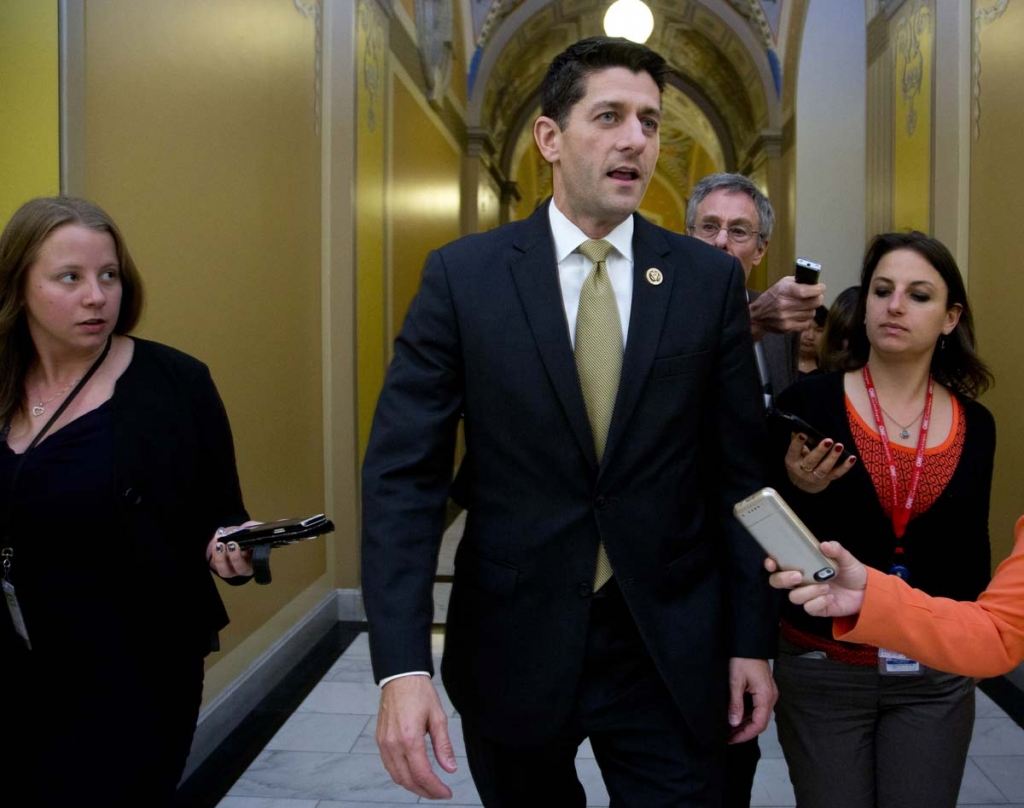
top-left (747, 289), bottom-right (798, 406)
top-left (362, 202), bottom-right (776, 748)
top-left (112, 338), bottom-right (249, 654)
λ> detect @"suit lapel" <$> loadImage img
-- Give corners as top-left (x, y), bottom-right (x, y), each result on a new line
top-left (508, 204), bottom-right (598, 469)
top-left (601, 215), bottom-right (674, 471)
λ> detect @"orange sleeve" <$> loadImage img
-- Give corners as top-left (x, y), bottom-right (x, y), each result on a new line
top-left (834, 516), bottom-right (1024, 678)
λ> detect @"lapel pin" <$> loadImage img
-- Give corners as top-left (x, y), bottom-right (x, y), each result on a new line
top-left (646, 267), bottom-right (663, 286)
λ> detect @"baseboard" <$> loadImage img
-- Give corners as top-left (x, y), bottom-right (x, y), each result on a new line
top-left (335, 587), bottom-right (366, 621)
top-left (182, 589), bottom-right (340, 779)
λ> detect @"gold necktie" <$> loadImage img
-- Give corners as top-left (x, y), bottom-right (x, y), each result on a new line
top-left (575, 238), bottom-right (622, 590)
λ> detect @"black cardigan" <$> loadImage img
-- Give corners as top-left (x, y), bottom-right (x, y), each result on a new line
top-left (772, 371), bottom-right (994, 641)
top-left (111, 338), bottom-right (249, 654)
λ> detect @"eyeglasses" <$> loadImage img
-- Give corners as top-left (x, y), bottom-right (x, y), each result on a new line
top-left (694, 222), bottom-right (760, 244)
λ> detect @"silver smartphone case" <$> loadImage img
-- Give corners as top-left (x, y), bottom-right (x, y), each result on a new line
top-left (734, 487), bottom-right (836, 585)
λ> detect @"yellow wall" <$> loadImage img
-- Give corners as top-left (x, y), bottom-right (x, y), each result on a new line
top-left (514, 143), bottom-right (545, 221)
top-left (390, 72), bottom-right (462, 336)
top-left (0, 0), bottom-right (59, 223)
top-left (687, 144), bottom-right (718, 197)
top-left (638, 172), bottom-right (684, 234)
top-left (357, 0), bottom-right (389, 459)
top-left (78, 0), bottom-right (326, 685)
top-left (969, 1), bottom-right (1024, 568)
top-left (892, 1), bottom-right (933, 232)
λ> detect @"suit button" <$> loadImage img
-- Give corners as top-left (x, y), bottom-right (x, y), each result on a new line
top-left (579, 582), bottom-right (592, 597)
top-left (595, 496), bottom-right (608, 510)
top-left (123, 487), bottom-right (142, 506)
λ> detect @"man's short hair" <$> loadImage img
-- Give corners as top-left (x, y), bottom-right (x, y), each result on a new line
top-left (685, 173), bottom-right (775, 243)
top-left (541, 36), bottom-right (670, 131)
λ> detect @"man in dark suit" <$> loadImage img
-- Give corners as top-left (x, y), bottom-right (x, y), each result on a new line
top-left (686, 173), bottom-right (825, 807)
top-left (362, 38), bottom-right (777, 807)
top-left (686, 173), bottom-right (826, 409)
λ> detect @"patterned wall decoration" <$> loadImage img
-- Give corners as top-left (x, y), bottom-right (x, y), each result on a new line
top-left (894, 2), bottom-right (929, 136)
top-left (416, 0), bottom-right (454, 102)
top-left (729, 0), bottom-right (783, 94)
top-left (293, 0), bottom-right (322, 134)
top-left (892, 0), bottom-right (932, 233)
top-left (972, 0), bottom-right (1011, 140)
top-left (359, 0), bottom-right (386, 132)
top-left (469, 0), bottom-right (527, 94)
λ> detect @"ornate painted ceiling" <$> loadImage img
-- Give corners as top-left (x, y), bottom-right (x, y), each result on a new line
top-left (468, 0), bottom-right (781, 196)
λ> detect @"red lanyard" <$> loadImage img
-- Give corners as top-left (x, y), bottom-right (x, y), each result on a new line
top-left (861, 364), bottom-right (934, 539)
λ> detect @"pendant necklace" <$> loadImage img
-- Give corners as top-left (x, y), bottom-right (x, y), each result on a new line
top-left (29, 377), bottom-right (81, 417)
top-left (878, 404), bottom-right (925, 439)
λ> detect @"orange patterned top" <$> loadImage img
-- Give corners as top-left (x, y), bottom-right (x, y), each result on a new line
top-left (847, 393), bottom-right (965, 523)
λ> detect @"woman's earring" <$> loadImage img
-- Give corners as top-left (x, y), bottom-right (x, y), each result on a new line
top-left (939, 335), bottom-right (947, 351)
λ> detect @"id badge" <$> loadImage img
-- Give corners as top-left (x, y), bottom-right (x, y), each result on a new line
top-left (878, 647), bottom-right (919, 675)
top-left (3, 578), bottom-right (32, 650)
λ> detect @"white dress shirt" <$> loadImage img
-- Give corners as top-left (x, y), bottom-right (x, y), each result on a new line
top-left (548, 201), bottom-right (634, 348)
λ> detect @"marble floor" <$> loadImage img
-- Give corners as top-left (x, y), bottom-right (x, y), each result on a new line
top-left (213, 629), bottom-right (1024, 808)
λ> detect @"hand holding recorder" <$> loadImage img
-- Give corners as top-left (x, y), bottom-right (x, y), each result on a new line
top-left (210, 514), bottom-right (335, 585)
top-left (764, 539), bottom-right (868, 618)
top-left (748, 260), bottom-right (825, 339)
top-left (734, 487), bottom-right (836, 585)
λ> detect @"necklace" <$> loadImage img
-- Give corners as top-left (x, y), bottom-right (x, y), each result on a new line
top-left (878, 404), bottom-right (925, 439)
top-left (29, 377), bottom-right (81, 417)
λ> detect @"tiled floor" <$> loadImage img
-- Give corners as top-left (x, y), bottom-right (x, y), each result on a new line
top-left (215, 630), bottom-right (1024, 807)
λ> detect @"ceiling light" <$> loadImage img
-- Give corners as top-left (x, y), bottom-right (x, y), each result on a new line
top-left (603, 0), bottom-right (655, 44)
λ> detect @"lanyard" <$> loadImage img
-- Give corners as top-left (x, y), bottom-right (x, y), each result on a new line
top-left (861, 364), bottom-right (933, 540)
top-left (2, 336), bottom-right (112, 552)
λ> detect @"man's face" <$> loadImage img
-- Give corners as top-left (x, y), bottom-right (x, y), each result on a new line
top-left (534, 67), bottom-right (661, 238)
top-left (691, 189), bottom-right (767, 281)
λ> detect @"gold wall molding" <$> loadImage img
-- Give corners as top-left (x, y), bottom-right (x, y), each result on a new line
top-left (972, 0), bottom-right (1010, 140)
top-left (293, 0), bottom-right (323, 134)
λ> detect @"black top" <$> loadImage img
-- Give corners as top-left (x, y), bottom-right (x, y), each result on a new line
top-left (771, 371), bottom-right (994, 642)
top-left (0, 403), bottom-right (130, 654)
top-left (1, 338), bottom-right (248, 659)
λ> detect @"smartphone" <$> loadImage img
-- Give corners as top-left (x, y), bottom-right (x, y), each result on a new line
top-left (794, 258), bottom-right (822, 284)
top-left (733, 488), bottom-right (836, 584)
top-left (230, 514), bottom-right (335, 549)
top-left (771, 408), bottom-right (854, 465)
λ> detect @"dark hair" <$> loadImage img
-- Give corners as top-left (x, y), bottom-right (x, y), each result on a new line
top-left (0, 196), bottom-right (145, 420)
top-left (819, 286), bottom-right (860, 373)
top-left (540, 36), bottom-right (670, 130)
top-left (685, 173), bottom-right (775, 243)
top-left (812, 305), bottom-right (828, 327)
top-left (842, 232), bottom-right (992, 399)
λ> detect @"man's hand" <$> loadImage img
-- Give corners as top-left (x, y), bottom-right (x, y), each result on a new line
top-left (377, 675), bottom-right (457, 799)
top-left (727, 657), bottom-right (777, 744)
top-left (765, 540), bottom-right (868, 618)
top-left (749, 276), bottom-right (825, 341)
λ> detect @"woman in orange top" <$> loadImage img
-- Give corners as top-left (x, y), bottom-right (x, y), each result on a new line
top-left (767, 515), bottom-right (1024, 680)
